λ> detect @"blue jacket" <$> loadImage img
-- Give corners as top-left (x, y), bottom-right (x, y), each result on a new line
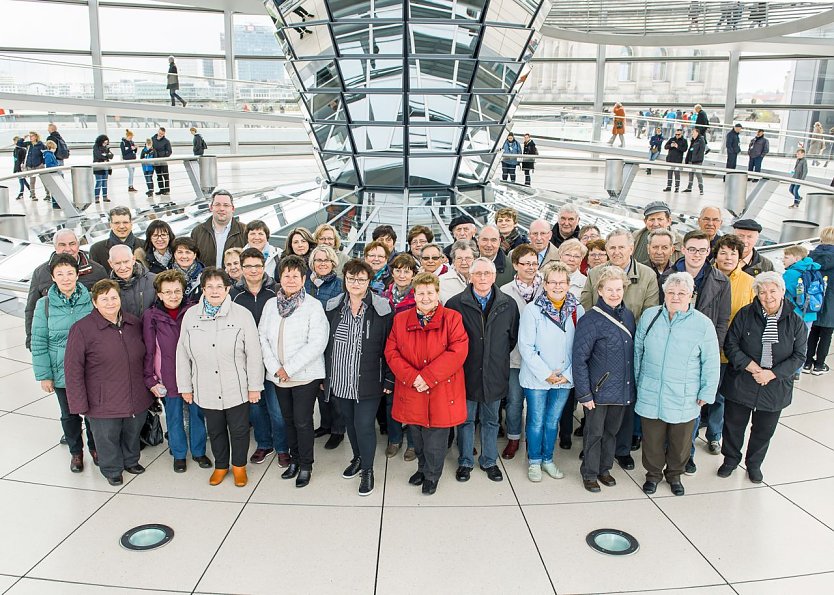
top-left (634, 305), bottom-right (720, 424)
top-left (306, 274), bottom-right (343, 307)
top-left (809, 244), bottom-right (834, 327)
top-left (43, 151), bottom-right (59, 168)
top-left (571, 298), bottom-right (636, 405)
top-left (649, 134), bottom-right (664, 151)
top-left (784, 257), bottom-right (822, 323)
top-left (25, 141), bottom-right (46, 168)
top-left (501, 139), bottom-right (522, 166)
top-left (519, 300), bottom-right (584, 390)
top-left (140, 146), bottom-right (156, 173)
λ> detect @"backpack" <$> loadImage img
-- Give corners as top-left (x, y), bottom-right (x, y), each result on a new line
top-left (54, 136), bottom-right (70, 160)
top-left (200, 136), bottom-right (207, 151)
top-left (796, 268), bottom-right (827, 314)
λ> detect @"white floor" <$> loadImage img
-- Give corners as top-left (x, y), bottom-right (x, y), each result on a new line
top-left (1, 310), bottom-right (833, 594)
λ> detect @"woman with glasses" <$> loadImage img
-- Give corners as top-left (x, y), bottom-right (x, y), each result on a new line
top-left (136, 220), bottom-right (175, 274)
top-left (419, 243), bottom-right (449, 276)
top-left (313, 224), bottom-right (349, 276)
top-left (364, 240), bottom-right (393, 295)
top-left (557, 239), bottom-right (588, 299)
top-left (579, 226), bottom-right (603, 274)
top-left (407, 225), bottom-right (433, 260)
top-left (585, 239), bottom-right (609, 271)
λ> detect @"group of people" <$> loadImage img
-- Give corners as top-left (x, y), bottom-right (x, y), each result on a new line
top-left (26, 193), bottom-right (832, 498)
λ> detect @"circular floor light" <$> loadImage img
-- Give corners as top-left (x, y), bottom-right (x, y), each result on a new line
top-left (120, 524), bottom-right (174, 551)
top-left (586, 529), bottom-right (639, 556)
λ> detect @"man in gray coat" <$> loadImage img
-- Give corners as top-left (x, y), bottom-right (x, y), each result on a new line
top-left (108, 245), bottom-right (156, 319)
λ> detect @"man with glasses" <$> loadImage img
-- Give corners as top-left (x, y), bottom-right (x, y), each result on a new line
top-left (528, 219), bottom-right (559, 267)
top-left (478, 225), bottom-right (514, 287)
top-left (446, 257), bottom-right (519, 484)
top-left (697, 205), bottom-right (723, 248)
top-left (439, 240), bottom-right (478, 304)
top-left (660, 229), bottom-right (730, 477)
top-left (90, 207), bottom-right (139, 273)
top-left (191, 189), bottom-right (247, 268)
top-left (662, 129), bottom-right (688, 192)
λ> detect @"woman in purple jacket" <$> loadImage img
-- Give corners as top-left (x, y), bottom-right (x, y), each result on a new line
top-left (65, 279), bottom-right (153, 485)
top-left (142, 270), bottom-right (210, 473)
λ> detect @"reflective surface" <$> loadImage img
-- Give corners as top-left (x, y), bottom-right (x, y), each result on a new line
top-left (264, 0), bottom-right (551, 189)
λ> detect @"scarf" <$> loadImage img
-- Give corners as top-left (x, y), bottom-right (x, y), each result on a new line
top-left (534, 291), bottom-right (579, 331)
top-left (416, 306), bottom-right (438, 328)
top-left (311, 271), bottom-right (336, 288)
top-left (57, 284), bottom-right (84, 306)
top-left (154, 249), bottom-right (172, 269)
top-left (370, 265), bottom-right (390, 295)
top-left (760, 302), bottom-right (782, 369)
top-left (389, 284), bottom-right (411, 306)
top-left (276, 287), bottom-right (306, 318)
top-left (173, 261), bottom-right (202, 294)
top-left (500, 227), bottom-right (521, 253)
top-left (203, 298), bottom-right (221, 319)
top-left (513, 273), bottom-right (542, 303)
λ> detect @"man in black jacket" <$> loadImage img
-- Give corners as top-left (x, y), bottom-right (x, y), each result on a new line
top-left (725, 124), bottom-right (743, 169)
top-left (89, 206), bottom-right (139, 273)
top-left (151, 127), bottom-right (172, 195)
top-left (477, 225), bottom-right (514, 287)
top-left (550, 205), bottom-right (580, 248)
top-left (663, 129), bottom-right (687, 192)
top-left (190, 127), bottom-right (207, 156)
top-left (446, 257), bottom-right (519, 483)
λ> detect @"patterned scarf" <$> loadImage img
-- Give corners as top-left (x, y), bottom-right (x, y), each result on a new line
top-left (513, 273), bottom-right (542, 303)
top-left (534, 291), bottom-right (579, 331)
top-left (173, 261), bottom-right (202, 294)
top-left (760, 302), bottom-right (782, 369)
top-left (500, 227), bottom-right (522, 253)
top-left (311, 271), bottom-right (336, 288)
top-left (389, 284), bottom-right (412, 306)
top-left (154, 249), bottom-right (172, 269)
top-left (276, 287), bottom-right (306, 318)
top-left (57, 284), bottom-right (84, 306)
top-left (370, 264), bottom-right (391, 295)
top-left (416, 305), bottom-right (438, 328)
top-left (202, 298), bottom-right (222, 319)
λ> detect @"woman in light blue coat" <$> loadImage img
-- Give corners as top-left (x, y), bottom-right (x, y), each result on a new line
top-left (519, 262), bottom-right (584, 483)
top-left (635, 272), bottom-right (720, 497)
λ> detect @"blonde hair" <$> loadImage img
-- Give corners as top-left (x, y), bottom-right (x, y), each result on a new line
top-left (29, 131), bottom-right (40, 142)
top-left (45, 140), bottom-right (57, 151)
top-left (820, 226), bottom-right (834, 245)
top-left (412, 272), bottom-right (440, 292)
top-left (783, 245), bottom-right (808, 260)
top-left (595, 265), bottom-right (631, 292)
top-left (541, 261), bottom-right (571, 284)
top-left (125, 129), bottom-right (133, 138)
top-left (558, 238), bottom-right (587, 258)
top-left (189, 127), bottom-right (197, 133)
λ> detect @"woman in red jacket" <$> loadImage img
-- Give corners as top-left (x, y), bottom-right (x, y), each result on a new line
top-left (385, 272), bottom-right (469, 495)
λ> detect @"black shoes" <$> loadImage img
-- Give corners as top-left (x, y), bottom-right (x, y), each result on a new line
top-left (615, 455), bottom-right (635, 470)
top-left (314, 426), bottom-right (330, 438)
top-left (685, 457), bottom-right (697, 476)
top-left (422, 479), bottom-right (437, 495)
top-left (583, 479), bottom-right (601, 493)
top-left (359, 470), bottom-right (374, 496)
top-left (747, 467), bottom-right (763, 484)
top-left (642, 480), bottom-right (657, 494)
top-left (107, 474), bottom-right (123, 486)
top-left (70, 454), bottom-right (83, 473)
top-left (597, 473), bottom-right (616, 487)
top-left (670, 482), bottom-right (685, 496)
top-left (455, 466), bottom-right (471, 482)
top-left (631, 436), bottom-right (642, 451)
top-left (193, 455), bottom-right (212, 468)
top-left (125, 464), bottom-right (145, 475)
top-left (324, 433), bottom-right (344, 450)
top-left (717, 463), bottom-right (736, 478)
top-left (146, 190), bottom-right (153, 197)
top-left (342, 457), bottom-right (362, 479)
top-left (296, 469), bottom-right (312, 488)
top-left (682, 187), bottom-right (693, 193)
top-left (60, 435), bottom-right (68, 445)
top-left (662, 186), bottom-right (672, 192)
top-left (173, 459), bottom-right (187, 473)
top-left (559, 440), bottom-right (572, 450)
top-left (480, 465), bottom-right (504, 482)
top-left (408, 471), bottom-right (425, 486)
top-left (281, 463), bottom-right (300, 479)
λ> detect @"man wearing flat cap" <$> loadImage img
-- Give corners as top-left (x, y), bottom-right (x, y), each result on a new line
top-left (444, 214), bottom-right (478, 261)
top-left (732, 219), bottom-right (774, 276)
top-left (633, 201), bottom-right (681, 267)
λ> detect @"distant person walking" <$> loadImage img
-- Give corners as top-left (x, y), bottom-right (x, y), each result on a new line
top-left (607, 102), bottom-right (626, 147)
top-left (501, 133), bottom-right (521, 182)
top-left (140, 138), bottom-right (155, 197)
top-left (191, 127), bottom-right (207, 156)
top-left (683, 129), bottom-right (706, 195)
top-left (120, 129), bottom-right (138, 193)
top-left (92, 134), bottom-right (113, 203)
top-left (12, 136), bottom-right (31, 200)
top-left (808, 122), bottom-right (825, 166)
top-left (521, 133), bottom-right (538, 186)
top-left (662, 129), bottom-right (688, 192)
top-left (788, 149), bottom-right (809, 209)
top-left (24, 131), bottom-right (47, 201)
top-left (167, 56), bottom-right (187, 107)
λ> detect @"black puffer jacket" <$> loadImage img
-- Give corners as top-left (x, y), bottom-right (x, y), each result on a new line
top-left (721, 299), bottom-right (807, 412)
top-left (111, 262), bottom-right (156, 319)
top-left (230, 274), bottom-right (277, 326)
top-left (92, 135), bottom-right (113, 164)
top-left (686, 135), bottom-right (706, 165)
top-left (664, 136), bottom-right (687, 163)
top-left (445, 285), bottom-right (519, 403)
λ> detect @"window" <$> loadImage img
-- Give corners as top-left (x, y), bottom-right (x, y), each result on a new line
top-left (618, 47), bottom-right (633, 82)
top-left (688, 50), bottom-right (703, 82)
top-left (651, 48), bottom-right (668, 81)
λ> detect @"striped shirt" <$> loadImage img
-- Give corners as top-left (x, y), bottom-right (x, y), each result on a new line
top-left (330, 300), bottom-right (366, 401)
top-left (760, 305), bottom-right (782, 369)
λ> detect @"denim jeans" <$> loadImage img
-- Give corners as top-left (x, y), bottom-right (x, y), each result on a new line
top-left (126, 165), bottom-right (135, 187)
top-left (143, 169), bottom-right (154, 192)
top-left (505, 368), bottom-right (525, 440)
top-left (524, 387), bottom-right (570, 465)
top-left (789, 183), bottom-right (801, 204)
top-left (251, 380), bottom-right (288, 453)
top-left (94, 171), bottom-right (108, 198)
top-left (457, 399), bottom-right (501, 469)
top-left (163, 395), bottom-right (207, 459)
top-left (691, 363), bottom-right (726, 456)
top-left (748, 156), bottom-right (764, 172)
top-left (385, 392), bottom-right (413, 448)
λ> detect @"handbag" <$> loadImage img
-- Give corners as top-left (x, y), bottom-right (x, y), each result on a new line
top-left (140, 410), bottom-right (164, 448)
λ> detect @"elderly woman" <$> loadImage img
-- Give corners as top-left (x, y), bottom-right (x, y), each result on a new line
top-left (572, 267), bottom-right (636, 493)
top-left (500, 244), bottom-right (542, 459)
top-left (313, 223), bottom-right (348, 276)
top-left (406, 225), bottom-right (434, 260)
top-left (176, 268), bottom-right (264, 487)
top-left (259, 256), bottom-right (329, 488)
top-left (718, 272), bottom-right (808, 483)
top-left (557, 239), bottom-right (588, 299)
top-left (171, 237), bottom-right (204, 303)
top-left (519, 262), bottom-right (584, 482)
top-left (285, 227), bottom-right (316, 261)
top-left (585, 239), bottom-right (609, 271)
top-left (419, 243), bottom-right (449, 276)
top-left (65, 279), bottom-right (151, 485)
top-left (385, 273), bottom-right (469, 495)
top-left (136, 220), bottom-right (175, 274)
top-left (245, 220), bottom-right (278, 278)
top-left (223, 247), bottom-right (243, 283)
top-left (635, 273), bottom-right (720, 496)
top-left (31, 254), bottom-right (95, 473)
top-left (143, 270), bottom-right (210, 473)
top-left (323, 259), bottom-right (394, 496)
top-left (364, 240), bottom-right (393, 295)
top-left (383, 253), bottom-right (419, 314)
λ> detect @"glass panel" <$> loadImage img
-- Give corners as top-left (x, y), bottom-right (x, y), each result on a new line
top-left (350, 126), bottom-right (404, 153)
top-left (312, 123), bottom-right (353, 152)
top-left (332, 23), bottom-right (404, 56)
top-left (480, 27), bottom-right (532, 62)
top-left (472, 62), bottom-right (521, 91)
top-left (461, 125), bottom-right (506, 152)
top-left (409, 94), bottom-right (468, 123)
top-left (231, 15), bottom-right (284, 57)
top-left (603, 60), bottom-right (730, 105)
top-left (456, 155), bottom-right (493, 185)
top-left (530, 0), bottom-right (553, 31)
top-left (358, 156), bottom-right (404, 186)
top-left (466, 93), bottom-right (513, 123)
top-left (340, 59), bottom-right (403, 90)
top-left (409, 0), bottom-right (487, 21)
top-left (99, 7), bottom-right (223, 54)
top-left (0, 1), bottom-right (90, 51)
top-left (291, 59), bottom-right (340, 91)
top-left (409, 127), bottom-right (462, 153)
top-left (485, 0), bottom-right (539, 26)
top-left (522, 60), bottom-right (596, 103)
top-left (0, 53), bottom-right (94, 92)
top-left (284, 25), bottom-right (335, 59)
top-left (344, 93), bottom-right (404, 123)
top-left (321, 152), bottom-right (359, 185)
top-left (408, 157), bottom-right (456, 186)
top-left (305, 93), bottom-right (347, 121)
top-left (275, 0), bottom-right (329, 27)
top-left (409, 59), bottom-right (476, 89)
top-left (235, 60), bottom-right (287, 83)
top-left (327, 0), bottom-right (403, 20)
top-left (408, 24), bottom-right (481, 57)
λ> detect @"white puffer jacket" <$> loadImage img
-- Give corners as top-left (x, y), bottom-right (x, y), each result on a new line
top-left (258, 294), bottom-right (328, 384)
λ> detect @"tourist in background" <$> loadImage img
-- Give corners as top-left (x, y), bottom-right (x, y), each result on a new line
top-left (120, 129), bottom-right (138, 193)
top-left (501, 133), bottom-right (522, 182)
top-left (140, 138), bottom-right (156, 197)
top-left (167, 56), bottom-right (187, 107)
top-left (92, 134), bottom-right (113, 203)
top-left (805, 226), bottom-right (834, 375)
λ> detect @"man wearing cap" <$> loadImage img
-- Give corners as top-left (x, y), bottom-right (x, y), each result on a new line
top-left (633, 201), bottom-right (679, 266)
top-left (444, 214), bottom-right (477, 261)
top-left (725, 124), bottom-right (743, 170)
top-left (732, 219), bottom-right (774, 276)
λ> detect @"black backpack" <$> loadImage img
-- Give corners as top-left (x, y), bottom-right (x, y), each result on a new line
top-left (54, 136), bottom-right (70, 160)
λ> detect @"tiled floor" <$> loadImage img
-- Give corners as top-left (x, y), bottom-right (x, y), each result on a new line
top-left (1, 308), bottom-right (833, 594)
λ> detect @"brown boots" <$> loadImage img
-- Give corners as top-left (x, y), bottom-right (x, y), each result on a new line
top-left (232, 465), bottom-right (247, 487)
top-left (209, 468), bottom-right (228, 486)
top-left (502, 439), bottom-right (520, 460)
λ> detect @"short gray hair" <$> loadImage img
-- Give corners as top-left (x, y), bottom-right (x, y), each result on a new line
top-left (595, 265), bottom-right (630, 291)
top-left (53, 229), bottom-right (78, 246)
top-left (753, 271), bottom-right (785, 294)
top-left (648, 229), bottom-right (675, 244)
top-left (559, 205), bottom-right (579, 218)
top-left (308, 245), bottom-right (338, 270)
top-left (108, 244), bottom-right (134, 260)
top-left (662, 272), bottom-right (694, 294)
top-left (108, 206), bottom-right (131, 221)
top-left (470, 257), bottom-right (496, 274)
top-left (606, 228), bottom-right (635, 246)
top-left (450, 239), bottom-right (479, 261)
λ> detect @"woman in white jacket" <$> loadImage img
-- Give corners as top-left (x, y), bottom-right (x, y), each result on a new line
top-left (259, 255), bottom-right (328, 488)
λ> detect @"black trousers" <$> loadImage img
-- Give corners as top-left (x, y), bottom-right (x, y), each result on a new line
top-left (523, 168), bottom-right (533, 186)
top-left (805, 324), bottom-right (833, 367)
top-left (203, 402), bottom-right (250, 468)
top-left (339, 396), bottom-right (381, 471)
top-left (410, 425), bottom-right (448, 482)
top-left (641, 417), bottom-right (696, 484)
top-left (580, 405), bottom-right (625, 480)
top-left (55, 387), bottom-right (95, 455)
top-left (615, 401), bottom-right (637, 457)
top-left (89, 413), bottom-right (145, 478)
top-left (501, 164), bottom-right (516, 182)
top-left (726, 153), bottom-right (738, 169)
top-left (317, 388), bottom-right (345, 434)
top-left (276, 380), bottom-right (319, 470)
top-left (721, 399), bottom-right (781, 471)
top-left (558, 388), bottom-right (576, 442)
top-left (154, 164), bottom-right (169, 192)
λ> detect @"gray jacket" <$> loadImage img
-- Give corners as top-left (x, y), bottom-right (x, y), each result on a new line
top-left (793, 157), bottom-right (808, 181)
top-left (112, 262), bottom-right (156, 319)
top-left (748, 136), bottom-right (770, 159)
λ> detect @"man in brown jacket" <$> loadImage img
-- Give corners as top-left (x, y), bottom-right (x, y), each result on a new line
top-left (190, 188), bottom-right (246, 268)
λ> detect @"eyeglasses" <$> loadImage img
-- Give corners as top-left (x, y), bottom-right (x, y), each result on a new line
top-left (242, 264), bottom-right (264, 270)
top-left (345, 276), bottom-right (369, 285)
top-left (546, 280), bottom-right (569, 287)
top-left (160, 290), bottom-right (183, 297)
top-left (313, 258), bottom-right (332, 264)
top-left (581, 234), bottom-right (600, 241)
top-left (422, 255), bottom-right (442, 261)
top-left (151, 232), bottom-right (169, 239)
top-left (685, 247), bottom-right (710, 255)
top-left (471, 271), bottom-right (494, 278)
top-left (517, 261), bottom-right (538, 267)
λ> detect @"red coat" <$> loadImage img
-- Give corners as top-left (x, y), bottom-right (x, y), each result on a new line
top-left (385, 305), bottom-right (469, 428)
top-left (612, 105), bottom-right (626, 134)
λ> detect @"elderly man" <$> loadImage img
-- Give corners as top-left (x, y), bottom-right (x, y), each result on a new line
top-left (478, 225), bottom-right (514, 287)
top-left (439, 240), bottom-right (478, 303)
top-left (528, 219), bottom-right (559, 267)
top-left (634, 201), bottom-right (678, 266)
top-left (191, 189), bottom-right (247, 268)
top-left (647, 229), bottom-right (681, 291)
top-left (446, 257), bottom-right (519, 483)
top-left (551, 206), bottom-right (580, 248)
top-left (108, 245), bottom-right (156, 319)
top-left (444, 214), bottom-right (477, 260)
top-left (732, 219), bottom-right (774, 276)
top-left (90, 207), bottom-right (139, 272)
top-left (25, 229), bottom-right (107, 349)
top-left (698, 205), bottom-right (723, 248)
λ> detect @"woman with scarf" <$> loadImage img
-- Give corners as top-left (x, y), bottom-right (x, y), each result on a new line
top-left (557, 239), bottom-right (588, 299)
top-left (364, 240), bottom-right (393, 295)
top-left (718, 272), bottom-right (807, 484)
top-left (495, 208), bottom-right (529, 253)
top-left (176, 268), bottom-right (264, 487)
top-left (305, 245), bottom-right (342, 306)
top-left (500, 244), bottom-right (542, 459)
top-left (244, 220), bottom-right (278, 278)
top-left (518, 262), bottom-right (583, 482)
top-left (136, 220), bottom-right (175, 274)
top-left (170, 237), bottom-right (204, 304)
top-left (258, 255), bottom-right (329, 488)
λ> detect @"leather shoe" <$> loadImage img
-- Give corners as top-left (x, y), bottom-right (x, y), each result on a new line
top-left (193, 455), bottom-right (212, 468)
top-left (717, 463), bottom-right (736, 478)
top-left (209, 468), bottom-right (228, 485)
top-left (559, 440), bottom-right (572, 450)
top-left (501, 439), bottom-right (519, 459)
top-left (60, 434), bottom-right (68, 445)
top-left (615, 455), bottom-right (635, 470)
top-left (583, 479), bottom-right (601, 493)
top-left (747, 467), bottom-right (763, 484)
top-left (342, 457), bottom-right (362, 479)
top-left (232, 465), bottom-right (247, 487)
top-left (631, 436), bottom-right (642, 451)
top-left (324, 433), bottom-right (344, 450)
top-left (296, 469), bottom-right (312, 488)
top-left (314, 426), bottom-right (330, 438)
top-left (281, 463), bottom-right (300, 480)
top-left (421, 479), bottom-right (437, 495)
top-left (597, 473), bottom-right (616, 487)
top-left (107, 474), bottom-right (123, 486)
top-left (408, 471), bottom-right (424, 486)
top-left (480, 465), bottom-right (503, 482)
top-left (455, 466), bottom-right (471, 482)
top-left (670, 482), bottom-right (685, 496)
top-left (70, 453), bottom-right (84, 473)
top-left (125, 464), bottom-right (145, 475)
top-left (173, 459), bottom-right (187, 473)
top-left (276, 452), bottom-right (291, 468)
top-left (642, 480), bottom-right (657, 494)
